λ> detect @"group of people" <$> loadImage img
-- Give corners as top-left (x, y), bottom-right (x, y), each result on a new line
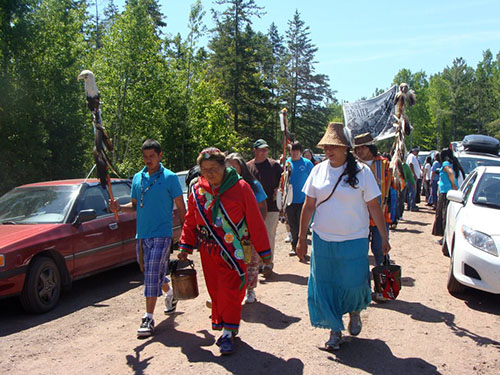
top-left (110, 121), bottom-right (402, 355)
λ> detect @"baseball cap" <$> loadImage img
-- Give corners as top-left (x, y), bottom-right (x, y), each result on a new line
top-left (254, 139), bottom-right (269, 149)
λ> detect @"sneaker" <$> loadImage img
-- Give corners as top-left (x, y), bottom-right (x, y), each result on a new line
top-left (325, 330), bottom-right (343, 351)
top-left (218, 336), bottom-right (234, 355)
top-left (284, 232), bottom-right (292, 243)
top-left (289, 249), bottom-right (297, 256)
top-left (164, 293), bottom-right (178, 315)
top-left (137, 317), bottom-right (154, 338)
top-left (244, 289), bottom-right (256, 304)
top-left (206, 300), bottom-right (212, 309)
top-left (348, 311), bottom-right (362, 336)
top-left (372, 292), bottom-right (390, 302)
top-left (262, 264), bottom-right (273, 277)
top-left (216, 331), bottom-right (237, 346)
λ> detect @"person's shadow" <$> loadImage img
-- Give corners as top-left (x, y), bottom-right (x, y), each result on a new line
top-left (259, 271), bottom-right (308, 286)
top-left (241, 301), bottom-right (301, 329)
top-left (325, 337), bottom-right (438, 374)
top-left (371, 299), bottom-right (500, 351)
top-left (126, 317), bottom-right (304, 375)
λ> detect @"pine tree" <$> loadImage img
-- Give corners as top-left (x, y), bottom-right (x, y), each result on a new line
top-left (284, 10), bottom-right (332, 145)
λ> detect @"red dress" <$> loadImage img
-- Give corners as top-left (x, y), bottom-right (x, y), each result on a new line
top-left (179, 176), bottom-right (270, 332)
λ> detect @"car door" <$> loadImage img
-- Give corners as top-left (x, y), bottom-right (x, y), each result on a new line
top-left (447, 171), bottom-right (478, 242)
top-left (72, 185), bottom-right (123, 276)
top-left (110, 182), bottom-right (137, 263)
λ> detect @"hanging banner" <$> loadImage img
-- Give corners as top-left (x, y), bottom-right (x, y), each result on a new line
top-left (343, 85), bottom-right (397, 144)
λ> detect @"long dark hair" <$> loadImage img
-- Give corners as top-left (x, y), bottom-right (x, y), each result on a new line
top-left (225, 153), bottom-right (259, 193)
top-left (440, 148), bottom-right (465, 180)
top-left (345, 149), bottom-right (360, 188)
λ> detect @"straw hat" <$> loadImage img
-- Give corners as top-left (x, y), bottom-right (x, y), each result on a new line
top-left (353, 132), bottom-right (374, 148)
top-left (317, 122), bottom-right (351, 148)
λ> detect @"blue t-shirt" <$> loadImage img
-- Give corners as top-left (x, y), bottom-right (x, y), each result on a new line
top-left (131, 163), bottom-right (183, 239)
top-left (252, 179), bottom-right (267, 203)
top-left (431, 161), bottom-right (441, 181)
top-left (286, 156), bottom-right (314, 204)
top-left (438, 161), bottom-right (458, 194)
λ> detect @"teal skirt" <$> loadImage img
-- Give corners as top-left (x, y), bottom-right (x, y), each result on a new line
top-left (308, 232), bottom-right (371, 331)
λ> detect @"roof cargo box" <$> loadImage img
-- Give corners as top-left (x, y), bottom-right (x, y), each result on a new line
top-left (462, 134), bottom-right (500, 155)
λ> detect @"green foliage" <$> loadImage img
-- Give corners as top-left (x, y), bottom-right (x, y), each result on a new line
top-left (0, 0), bottom-right (89, 194)
top-left (2, 0), bottom-right (499, 196)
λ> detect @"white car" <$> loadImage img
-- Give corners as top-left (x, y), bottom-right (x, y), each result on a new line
top-left (443, 166), bottom-right (500, 294)
top-left (176, 170), bottom-right (189, 205)
top-left (453, 148), bottom-right (500, 187)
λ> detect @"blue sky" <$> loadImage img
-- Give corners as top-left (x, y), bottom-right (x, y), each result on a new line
top-left (110, 0), bottom-right (500, 102)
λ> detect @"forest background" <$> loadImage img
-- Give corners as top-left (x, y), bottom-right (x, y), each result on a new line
top-left (1, 0), bottom-right (500, 194)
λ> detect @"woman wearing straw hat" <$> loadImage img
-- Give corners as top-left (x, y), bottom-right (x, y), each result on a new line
top-left (296, 122), bottom-right (391, 351)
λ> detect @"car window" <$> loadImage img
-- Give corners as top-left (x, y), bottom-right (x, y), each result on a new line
top-left (78, 187), bottom-right (109, 217)
top-left (472, 173), bottom-right (500, 208)
top-left (111, 182), bottom-right (131, 204)
top-left (460, 171), bottom-right (476, 192)
top-left (177, 172), bottom-right (188, 194)
top-left (461, 172), bottom-right (477, 203)
top-left (457, 156), bottom-right (500, 175)
top-left (0, 185), bottom-right (79, 224)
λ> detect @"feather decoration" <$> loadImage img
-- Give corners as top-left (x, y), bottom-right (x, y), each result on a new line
top-left (389, 83), bottom-right (417, 191)
top-left (78, 70), bottom-right (119, 221)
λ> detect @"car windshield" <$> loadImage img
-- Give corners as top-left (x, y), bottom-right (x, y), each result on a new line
top-left (472, 172), bottom-right (500, 209)
top-left (457, 156), bottom-right (500, 175)
top-left (0, 185), bottom-right (80, 224)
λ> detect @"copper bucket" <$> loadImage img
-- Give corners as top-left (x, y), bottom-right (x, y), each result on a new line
top-left (171, 260), bottom-right (199, 300)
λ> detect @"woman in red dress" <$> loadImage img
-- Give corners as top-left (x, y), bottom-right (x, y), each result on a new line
top-left (178, 147), bottom-right (271, 355)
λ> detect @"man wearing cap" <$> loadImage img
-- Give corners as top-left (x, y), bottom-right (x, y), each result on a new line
top-left (406, 146), bottom-right (421, 211)
top-left (353, 133), bottom-right (392, 268)
top-left (247, 139), bottom-right (283, 276)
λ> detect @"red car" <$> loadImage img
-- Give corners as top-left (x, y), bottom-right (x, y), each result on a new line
top-left (0, 179), bottom-right (182, 313)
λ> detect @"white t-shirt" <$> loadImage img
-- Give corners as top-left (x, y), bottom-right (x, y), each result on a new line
top-left (302, 160), bottom-right (381, 242)
top-left (406, 153), bottom-right (421, 179)
top-left (424, 163), bottom-right (432, 181)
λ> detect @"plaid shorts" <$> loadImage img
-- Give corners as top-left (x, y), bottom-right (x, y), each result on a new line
top-left (137, 237), bottom-right (172, 297)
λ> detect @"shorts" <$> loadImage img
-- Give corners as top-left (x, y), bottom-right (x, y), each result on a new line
top-left (137, 237), bottom-right (172, 297)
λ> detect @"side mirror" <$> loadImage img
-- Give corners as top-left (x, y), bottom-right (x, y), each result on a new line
top-left (447, 190), bottom-right (464, 204)
top-left (73, 209), bottom-right (97, 226)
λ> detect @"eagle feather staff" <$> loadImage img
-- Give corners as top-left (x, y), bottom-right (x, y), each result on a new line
top-left (78, 69), bottom-right (119, 221)
top-left (389, 82), bottom-right (416, 191)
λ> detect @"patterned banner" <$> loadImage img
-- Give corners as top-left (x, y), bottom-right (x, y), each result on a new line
top-left (343, 85), bottom-right (397, 144)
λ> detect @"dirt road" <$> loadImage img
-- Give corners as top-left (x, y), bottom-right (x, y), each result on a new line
top-left (1, 204), bottom-right (500, 374)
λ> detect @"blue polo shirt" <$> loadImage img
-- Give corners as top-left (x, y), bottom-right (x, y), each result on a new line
top-left (131, 163), bottom-right (183, 239)
top-left (438, 161), bottom-right (458, 194)
top-left (252, 179), bottom-right (267, 203)
top-left (286, 156), bottom-right (314, 204)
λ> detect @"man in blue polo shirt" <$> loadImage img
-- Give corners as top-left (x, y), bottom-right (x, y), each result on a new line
top-left (286, 141), bottom-right (314, 257)
top-left (110, 139), bottom-right (186, 338)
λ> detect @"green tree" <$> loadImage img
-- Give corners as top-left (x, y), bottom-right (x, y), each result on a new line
top-left (284, 10), bottom-right (332, 146)
top-left (209, 0), bottom-right (264, 132)
top-left (0, 0), bottom-right (90, 193)
top-left (442, 57), bottom-right (475, 141)
top-left (472, 49), bottom-right (497, 134)
top-left (392, 69), bottom-right (433, 149)
top-left (428, 73), bottom-right (452, 149)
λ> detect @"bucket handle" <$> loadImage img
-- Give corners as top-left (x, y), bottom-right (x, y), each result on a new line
top-left (382, 255), bottom-right (391, 269)
top-left (169, 259), bottom-right (195, 274)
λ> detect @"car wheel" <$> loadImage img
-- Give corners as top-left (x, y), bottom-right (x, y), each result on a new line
top-left (21, 256), bottom-right (61, 313)
top-left (447, 247), bottom-right (467, 295)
